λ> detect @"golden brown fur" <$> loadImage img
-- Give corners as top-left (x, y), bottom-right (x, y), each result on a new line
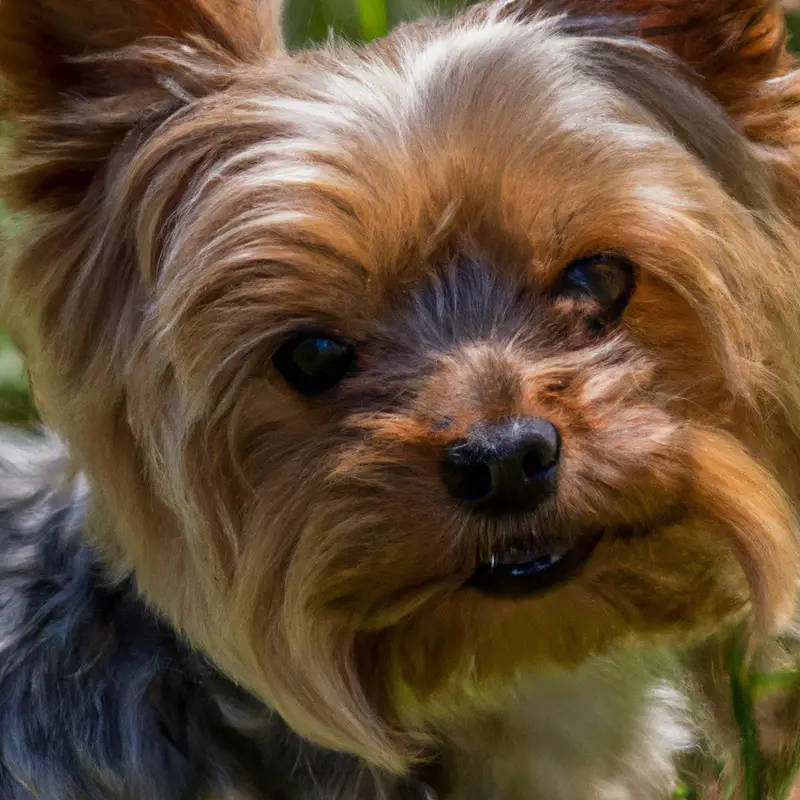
top-left (3, 0), bottom-right (800, 795)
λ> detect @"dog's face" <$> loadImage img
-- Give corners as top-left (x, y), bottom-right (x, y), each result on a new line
top-left (3, 0), bottom-right (800, 769)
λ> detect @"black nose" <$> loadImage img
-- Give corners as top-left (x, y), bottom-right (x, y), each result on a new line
top-left (442, 416), bottom-right (559, 514)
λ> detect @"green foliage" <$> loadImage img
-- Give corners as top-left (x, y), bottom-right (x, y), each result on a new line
top-left (0, 333), bottom-right (35, 424)
top-left (283, 0), bottom-right (463, 46)
top-left (788, 11), bottom-right (800, 48)
top-left (730, 639), bottom-right (766, 800)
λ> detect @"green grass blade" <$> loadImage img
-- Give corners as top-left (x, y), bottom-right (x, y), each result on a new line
top-left (728, 640), bottom-right (764, 800)
top-left (357, 0), bottom-right (387, 40)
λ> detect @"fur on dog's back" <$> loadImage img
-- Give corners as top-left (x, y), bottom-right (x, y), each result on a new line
top-left (0, 429), bottom-right (390, 800)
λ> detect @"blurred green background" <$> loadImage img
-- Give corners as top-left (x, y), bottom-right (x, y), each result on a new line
top-left (282, 0), bottom-right (800, 53)
top-left (1, 4), bottom-right (800, 426)
top-left (283, 0), bottom-right (453, 46)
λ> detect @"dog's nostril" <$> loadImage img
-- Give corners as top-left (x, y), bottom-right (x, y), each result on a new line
top-left (442, 459), bottom-right (493, 503)
top-left (442, 416), bottom-right (559, 513)
top-left (523, 449), bottom-right (550, 478)
top-left (521, 430), bottom-right (559, 480)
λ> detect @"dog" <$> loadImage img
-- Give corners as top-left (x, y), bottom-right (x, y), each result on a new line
top-left (2, 0), bottom-right (800, 797)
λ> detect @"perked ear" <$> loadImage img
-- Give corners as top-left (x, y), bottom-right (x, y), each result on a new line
top-left (0, 0), bottom-right (283, 109)
top-left (0, 0), bottom-right (283, 208)
top-left (546, 0), bottom-right (799, 145)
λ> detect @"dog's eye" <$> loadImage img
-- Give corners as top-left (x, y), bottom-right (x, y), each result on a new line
top-left (273, 334), bottom-right (356, 396)
top-left (551, 255), bottom-right (634, 330)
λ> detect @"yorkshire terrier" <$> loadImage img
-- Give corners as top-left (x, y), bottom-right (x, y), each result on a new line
top-left (2, 0), bottom-right (800, 797)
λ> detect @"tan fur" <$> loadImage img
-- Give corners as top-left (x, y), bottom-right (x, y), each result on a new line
top-left (2, 0), bottom-right (800, 794)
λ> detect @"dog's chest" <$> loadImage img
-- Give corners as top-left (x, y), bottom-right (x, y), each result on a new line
top-left (441, 655), bottom-right (693, 800)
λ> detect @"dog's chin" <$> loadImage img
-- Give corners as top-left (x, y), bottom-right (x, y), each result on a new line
top-left (467, 529), bottom-right (605, 598)
top-left (385, 520), bottom-right (752, 729)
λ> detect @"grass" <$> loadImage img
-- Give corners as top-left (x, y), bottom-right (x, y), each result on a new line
top-left (0, 333), bottom-right (35, 424)
top-left (3, 3), bottom-right (800, 797)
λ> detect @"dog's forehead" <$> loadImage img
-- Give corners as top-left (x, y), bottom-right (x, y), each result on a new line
top-left (169, 18), bottom-right (771, 339)
top-left (283, 17), bottom-right (768, 274)
top-left (309, 18), bottom-right (763, 184)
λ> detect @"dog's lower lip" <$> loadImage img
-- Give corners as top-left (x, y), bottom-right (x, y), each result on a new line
top-left (467, 532), bottom-right (603, 598)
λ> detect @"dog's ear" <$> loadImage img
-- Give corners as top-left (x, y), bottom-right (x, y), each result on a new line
top-left (491, 0), bottom-right (800, 208)
top-left (490, 0), bottom-right (796, 151)
top-left (0, 0), bottom-right (283, 208)
top-left (544, 0), bottom-right (798, 145)
top-left (0, 0), bottom-right (283, 110)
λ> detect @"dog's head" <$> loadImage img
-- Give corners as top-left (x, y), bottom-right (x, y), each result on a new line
top-left (3, 0), bottom-right (800, 770)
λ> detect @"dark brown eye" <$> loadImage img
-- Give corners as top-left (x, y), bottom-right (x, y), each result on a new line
top-left (551, 254), bottom-right (635, 330)
top-left (273, 334), bottom-right (355, 396)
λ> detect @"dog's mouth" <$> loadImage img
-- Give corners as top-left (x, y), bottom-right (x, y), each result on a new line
top-left (467, 531), bottom-right (603, 597)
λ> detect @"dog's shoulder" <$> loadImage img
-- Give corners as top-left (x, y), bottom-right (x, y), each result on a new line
top-left (0, 425), bottom-right (78, 526)
top-left (0, 428), bottom-right (396, 800)
top-left (0, 427), bottom-right (92, 676)
top-left (0, 428), bottom-right (196, 798)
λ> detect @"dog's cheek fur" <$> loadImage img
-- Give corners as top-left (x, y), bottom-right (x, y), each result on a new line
top-left (331, 376), bottom-right (793, 729)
